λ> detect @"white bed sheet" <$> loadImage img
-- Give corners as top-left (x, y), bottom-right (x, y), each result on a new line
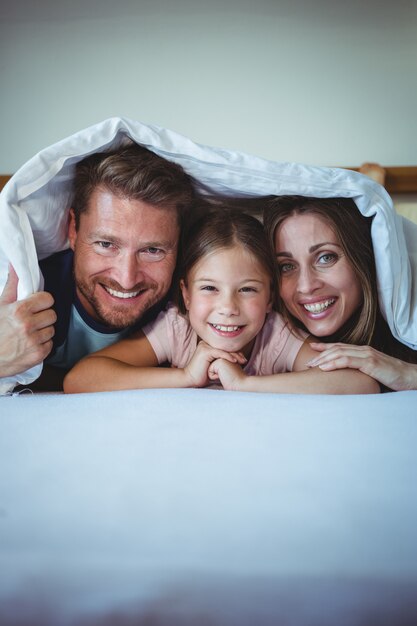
top-left (1, 388), bottom-right (416, 625)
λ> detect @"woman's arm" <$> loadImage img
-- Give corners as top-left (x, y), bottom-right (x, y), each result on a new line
top-left (208, 340), bottom-right (380, 394)
top-left (306, 342), bottom-right (417, 391)
top-left (63, 334), bottom-right (246, 394)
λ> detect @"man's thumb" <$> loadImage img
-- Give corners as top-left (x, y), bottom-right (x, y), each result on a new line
top-left (0, 264), bottom-right (19, 304)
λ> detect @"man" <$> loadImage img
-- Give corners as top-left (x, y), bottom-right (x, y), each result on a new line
top-left (2, 142), bottom-right (196, 390)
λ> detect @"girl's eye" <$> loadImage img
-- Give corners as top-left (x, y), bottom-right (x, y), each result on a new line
top-left (240, 286), bottom-right (257, 293)
top-left (200, 285), bottom-right (217, 292)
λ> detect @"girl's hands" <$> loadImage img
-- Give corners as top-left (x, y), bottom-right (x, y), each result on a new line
top-left (184, 341), bottom-right (246, 388)
top-left (208, 358), bottom-right (247, 391)
top-left (307, 342), bottom-right (417, 391)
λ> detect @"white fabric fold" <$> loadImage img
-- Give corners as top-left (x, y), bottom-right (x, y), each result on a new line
top-left (1, 116), bottom-right (416, 392)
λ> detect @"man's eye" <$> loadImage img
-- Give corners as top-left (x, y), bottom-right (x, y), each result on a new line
top-left (95, 241), bottom-right (115, 250)
top-left (140, 248), bottom-right (165, 261)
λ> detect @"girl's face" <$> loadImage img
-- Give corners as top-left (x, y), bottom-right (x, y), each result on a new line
top-left (274, 213), bottom-right (362, 337)
top-left (181, 245), bottom-right (272, 357)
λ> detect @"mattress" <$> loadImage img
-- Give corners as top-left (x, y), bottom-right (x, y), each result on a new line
top-left (1, 387), bottom-right (416, 625)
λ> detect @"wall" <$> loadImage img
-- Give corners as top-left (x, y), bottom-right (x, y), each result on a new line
top-left (1, 0), bottom-right (416, 172)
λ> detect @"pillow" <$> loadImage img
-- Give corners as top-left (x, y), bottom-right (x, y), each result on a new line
top-left (1, 117), bottom-right (416, 393)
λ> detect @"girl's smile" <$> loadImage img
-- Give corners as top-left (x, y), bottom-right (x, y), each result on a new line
top-left (209, 323), bottom-right (245, 336)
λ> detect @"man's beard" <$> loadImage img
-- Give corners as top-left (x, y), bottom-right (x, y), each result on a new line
top-left (76, 276), bottom-right (158, 329)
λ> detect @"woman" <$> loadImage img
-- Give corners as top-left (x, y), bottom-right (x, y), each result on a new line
top-left (263, 196), bottom-right (417, 391)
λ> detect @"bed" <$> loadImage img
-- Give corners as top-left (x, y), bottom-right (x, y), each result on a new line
top-left (1, 387), bottom-right (417, 625)
top-left (1, 119), bottom-right (417, 624)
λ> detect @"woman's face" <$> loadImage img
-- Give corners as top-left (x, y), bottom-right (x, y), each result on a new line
top-left (274, 213), bottom-right (363, 337)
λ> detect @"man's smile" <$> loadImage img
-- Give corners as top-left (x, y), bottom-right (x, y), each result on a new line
top-left (103, 285), bottom-right (146, 299)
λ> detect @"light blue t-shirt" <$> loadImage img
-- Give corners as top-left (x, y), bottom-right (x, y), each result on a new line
top-left (47, 304), bottom-right (129, 370)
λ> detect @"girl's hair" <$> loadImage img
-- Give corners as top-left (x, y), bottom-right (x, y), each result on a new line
top-left (177, 206), bottom-right (279, 313)
top-left (263, 195), bottom-right (417, 363)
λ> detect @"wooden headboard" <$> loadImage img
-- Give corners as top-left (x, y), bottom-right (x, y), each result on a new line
top-left (345, 166), bottom-right (417, 194)
top-left (0, 175), bottom-right (11, 191)
top-left (1, 167), bottom-right (417, 194)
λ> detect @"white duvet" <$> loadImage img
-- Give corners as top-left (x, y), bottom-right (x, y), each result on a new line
top-left (1, 117), bottom-right (416, 393)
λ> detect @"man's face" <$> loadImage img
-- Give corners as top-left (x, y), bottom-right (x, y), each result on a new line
top-left (68, 187), bottom-right (180, 328)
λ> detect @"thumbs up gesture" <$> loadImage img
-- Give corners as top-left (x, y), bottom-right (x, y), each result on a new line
top-left (0, 265), bottom-right (57, 377)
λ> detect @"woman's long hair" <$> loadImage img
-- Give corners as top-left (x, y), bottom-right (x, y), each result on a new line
top-left (263, 195), bottom-right (416, 363)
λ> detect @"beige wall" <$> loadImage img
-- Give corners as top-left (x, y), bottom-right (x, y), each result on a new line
top-left (1, 0), bottom-right (416, 172)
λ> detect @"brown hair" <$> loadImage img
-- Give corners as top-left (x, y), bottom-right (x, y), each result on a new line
top-left (263, 195), bottom-right (417, 363)
top-left (263, 196), bottom-right (377, 345)
top-left (178, 206), bottom-right (279, 313)
top-left (72, 141), bottom-right (196, 229)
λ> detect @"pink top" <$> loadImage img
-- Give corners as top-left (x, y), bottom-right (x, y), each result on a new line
top-left (143, 304), bottom-right (306, 375)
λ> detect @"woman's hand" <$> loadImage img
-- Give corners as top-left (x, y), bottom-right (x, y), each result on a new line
top-left (184, 341), bottom-right (246, 388)
top-left (307, 342), bottom-right (417, 391)
top-left (208, 358), bottom-right (247, 391)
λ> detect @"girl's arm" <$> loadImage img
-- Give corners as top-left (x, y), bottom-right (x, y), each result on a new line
top-left (63, 331), bottom-right (169, 393)
top-left (306, 342), bottom-right (417, 391)
top-left (208, 340), bottom-right (380, 394)
top-left (63, 333), bottom-right (246, 394)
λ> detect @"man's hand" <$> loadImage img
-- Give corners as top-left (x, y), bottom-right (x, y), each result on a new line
top-left (0, 265), bottom-right (56, 377)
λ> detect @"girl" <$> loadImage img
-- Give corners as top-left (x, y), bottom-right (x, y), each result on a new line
top-left (263, 196), bottom-right (417, 391)
top-left (64, 208), bottom-right (378, 394)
